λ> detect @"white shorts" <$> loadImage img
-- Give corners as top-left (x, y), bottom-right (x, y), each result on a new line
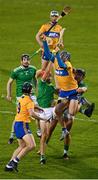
top-left (37, 107), bottom-right (55, 122)
top-left (30, 95), bottom-right (38, 105)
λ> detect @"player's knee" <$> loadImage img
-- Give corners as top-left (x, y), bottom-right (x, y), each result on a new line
top-left (67, 113), bottom-right (74, 121)
top-left (27, 142), bottom-right (36, 150)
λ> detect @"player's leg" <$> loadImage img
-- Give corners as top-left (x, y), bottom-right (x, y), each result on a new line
top-left (55, 100), bottom-right (69, 141)
top-left (5, 122), bottom-right (36, 172)
top-left (36, 119), bottom-right (42, 137)
top-left (59, 117), bottom-right (69, 141)
top-left (12, 134), bottom-right (36, 171)
top-left (40, 120), bottom-right (47, 164)
top-left (66, 99), bottom-right (78, 129)
top-left (62, 99), bottom-right (78, 159)
top-left (63, 133), bottom-right (71, 160)
top-left (46, 119), bottom-right (58, 144)
top-left (5, 139), bottom-right (26, 172)
top-left (55, 99), bottom-right (68, 118)
top-left (78, 97), bottom-right (95, 117)
top-left (84, 102), bottom-right (95, 117)
top-left (17, 133), bottom-right (36, 159)
top-left (5, 134), bottom-right (36, 172)
top-left (30, 95), bottom-right (42, 137)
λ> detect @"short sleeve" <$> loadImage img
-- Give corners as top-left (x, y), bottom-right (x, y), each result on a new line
top-left (27, 101), bottom-right (34, 110)
top-left (39, 25), bottom-right (46, 33)
top-left (66, 61), bottom-right (72, 69)
top-left (10, 70), bottom-right (17, 79)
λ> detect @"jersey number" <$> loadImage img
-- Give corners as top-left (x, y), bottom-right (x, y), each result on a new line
top-left (17, 102), bottom-right (21, 113)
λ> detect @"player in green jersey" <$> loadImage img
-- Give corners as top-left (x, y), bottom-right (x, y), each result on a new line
top-left (74, 68), bottom-right (95, 117)
top-left (36, 70), bottom-right (58, 164)
top-left (6, 54), bottom-right (37, 144)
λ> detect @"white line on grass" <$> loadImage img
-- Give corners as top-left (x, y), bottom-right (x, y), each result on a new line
top-left (0, 110), bottom-right (97, 123)
top-left (75, 117), bottom-right (98, 123)
top-left (0, 110), bottom-right (15, 115)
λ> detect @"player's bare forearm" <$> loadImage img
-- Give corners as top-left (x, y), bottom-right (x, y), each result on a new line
top-left (36, 33), bottom-right (44, 48)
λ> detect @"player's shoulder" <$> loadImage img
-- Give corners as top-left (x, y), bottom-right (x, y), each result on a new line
top-left (29, 65), bottom-right (37, 71)
top-left (66, 61), bottom-right (71, 67)
top-left (41, 23), bottom-right (50, 29)
top-left (56, 24), bottom-right (62, 28)
top-left (20, 95), bottom-right (32, 103)
top-left (43, 22), bottom-right (50, 26)
top-left (13, 66), bottom-right (23, 73)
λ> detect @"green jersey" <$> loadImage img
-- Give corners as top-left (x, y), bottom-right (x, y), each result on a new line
top-left (78, 80), bottom-right (87, 88)
top-left (37, 79), bottom-right (55, 108)
top-left (10, 65), bottom-right (36, 97)
top-left (78, 80), bottom-right (87, 96)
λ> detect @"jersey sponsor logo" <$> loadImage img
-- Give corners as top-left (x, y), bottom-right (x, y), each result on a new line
top-left (47, 32), bottom-right (60, 38)
top-left (55, 69), bottom-right (69, 76)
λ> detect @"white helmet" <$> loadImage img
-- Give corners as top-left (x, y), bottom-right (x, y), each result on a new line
top-left (50, 10), bottom-right (59, 17)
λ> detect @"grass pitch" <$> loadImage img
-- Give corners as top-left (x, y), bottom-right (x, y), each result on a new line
top-left (0, 0), bottom-right (98, 179)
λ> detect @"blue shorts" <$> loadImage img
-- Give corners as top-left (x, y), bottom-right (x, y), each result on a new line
top-left (59, 89), bottom-right (78, 100)
top-left (14, 122), bottom-right (32, 139)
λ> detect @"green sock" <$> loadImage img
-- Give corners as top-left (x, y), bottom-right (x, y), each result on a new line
top-left (79, 107), bottom-right (85, 114)
top-left (40, 155), bottom-right (45, 160)
top-left (64, 144), bottom-right (69, 154)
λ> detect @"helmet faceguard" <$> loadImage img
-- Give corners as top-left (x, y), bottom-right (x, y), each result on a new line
top-left (76, 68), bottom-right (86, 78)
top-left (50, 10), bottom-right (59, 17)
top-left (21, 54), bottom-right (30, 61)
top-left (22, 82), bottom-right (32, 94)
top-left (60, 50), bottom-right (71, 61)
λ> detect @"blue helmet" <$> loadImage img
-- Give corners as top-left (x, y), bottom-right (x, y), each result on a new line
top-left (60, 50), bottom-right (71, 61)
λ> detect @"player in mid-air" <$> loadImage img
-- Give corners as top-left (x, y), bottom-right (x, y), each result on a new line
top-left (36, 10), bottom-right (64, 72)
top-left (46, 68), bottom-right (95, 159)
top-left (40, 36), bottom-right (80, 160)
top-left (60, 68), bottom-right (95, 159)
top-left (5, 82), bottom-right (46, 172)
top-left (6, 54), bottom-right (40, 144)
top-left (42, 36), bottom-right (79, 128)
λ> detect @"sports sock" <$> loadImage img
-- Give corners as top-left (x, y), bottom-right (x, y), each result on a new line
top-left (10, 132), bottom-right (14, 139)
top-left (40, 154), bottom-right (45, 160)
top-left (79, 107), bottom-right (85, 114)
top-left (64, 144), bottom-right (69, 154)
top-left (13, 157), bottom-right (19, 163)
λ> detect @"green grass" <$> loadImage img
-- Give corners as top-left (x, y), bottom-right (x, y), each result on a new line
top-left (0, 0), bottom-right (98, 178)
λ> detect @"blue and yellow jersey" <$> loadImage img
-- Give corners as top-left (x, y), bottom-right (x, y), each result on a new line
top-left (39, 23), bottom-right (62, 50)
top-left (15, 95), bottom-right (34, 123)
top-left (54, 60), bottom-right (78, 91)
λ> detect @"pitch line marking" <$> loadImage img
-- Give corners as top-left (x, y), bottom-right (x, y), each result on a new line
top-left (75, 117), bottom-right (98, 123)
top-left (0, 110), bottom-right (97, 123)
